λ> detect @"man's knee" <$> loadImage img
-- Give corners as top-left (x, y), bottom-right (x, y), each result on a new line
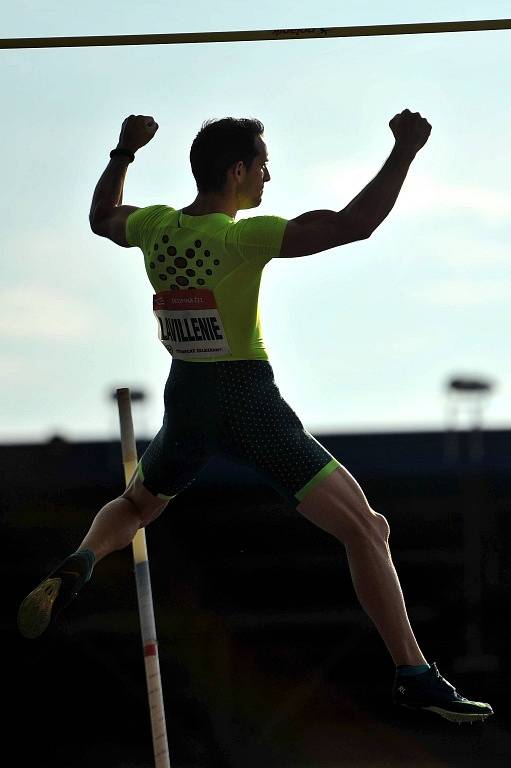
top-left (337, 506), bottom-right (390, 547)
top-left (122, 472), bottom-right (168, 526)
top-left (371, 510), bottom-right (390, 543)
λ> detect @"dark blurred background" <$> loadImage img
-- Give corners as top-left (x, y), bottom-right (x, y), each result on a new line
top-left (4, 414), bottom-right (511, 767)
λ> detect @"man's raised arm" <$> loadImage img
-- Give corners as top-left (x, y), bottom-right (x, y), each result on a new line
top-left (280, 109), bottom-right (432, 259)
top-left (89, 114), bottom-right (158, 245)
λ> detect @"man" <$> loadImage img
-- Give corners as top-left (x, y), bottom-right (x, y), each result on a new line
top-left (18, 111), bottom-right (493, 723)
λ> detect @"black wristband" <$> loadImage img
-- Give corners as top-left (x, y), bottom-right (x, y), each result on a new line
top-left (110, 147), bottom-right (135, 163)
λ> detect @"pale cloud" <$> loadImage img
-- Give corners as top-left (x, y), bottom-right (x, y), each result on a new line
top-left (0, 285), bottom-right (105, 340)
top-left (434, 237), bottom-right (509, 267)
top-left (399, 174), bottom-right (511, 222)
top-left (414, 278), bottom-right (511, 308)
top-left (0, 353), bottom-right (28, 380)
top-left (316, 162), bottom-right (511, 224)
top-left (4, 225), bottom-right (100, 284)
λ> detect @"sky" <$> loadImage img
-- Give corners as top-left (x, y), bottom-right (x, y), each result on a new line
top-left (1, 1), bottom-right (511, 443)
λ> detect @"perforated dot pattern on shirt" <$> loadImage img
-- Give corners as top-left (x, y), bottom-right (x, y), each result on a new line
top-left (149, 234), bottom-right (219, 291)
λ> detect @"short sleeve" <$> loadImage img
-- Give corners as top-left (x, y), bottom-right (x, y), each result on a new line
top-left (225, 215), bottom-right (288, 265)
top-left (126, 205), bottom-right (174, 249)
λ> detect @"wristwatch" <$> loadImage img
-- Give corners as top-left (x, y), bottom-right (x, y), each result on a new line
top-left (110, 147), bottom-right (135, 163)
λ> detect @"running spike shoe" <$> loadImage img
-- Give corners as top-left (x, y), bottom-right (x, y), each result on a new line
top-left (17, 553), bottom-right (90, 639)
top-left (393, 662), bottom-right (493, 723)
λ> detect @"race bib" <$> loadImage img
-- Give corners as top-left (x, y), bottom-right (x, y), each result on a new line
top-left (153, 289), bottom-right (231, 359)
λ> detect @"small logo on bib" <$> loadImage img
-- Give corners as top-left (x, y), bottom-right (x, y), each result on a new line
top-left (153, 289), bottom-right (231, 359)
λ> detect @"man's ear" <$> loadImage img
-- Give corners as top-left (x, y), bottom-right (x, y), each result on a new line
top-left (234, 160), bottom-right (246, 180)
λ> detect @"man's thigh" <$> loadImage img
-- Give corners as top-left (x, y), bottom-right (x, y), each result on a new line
top-left (297, 465), bottom-right (378, 541)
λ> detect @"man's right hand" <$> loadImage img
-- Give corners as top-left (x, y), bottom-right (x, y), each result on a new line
top-left (390, 109), bottom-right (432, 155)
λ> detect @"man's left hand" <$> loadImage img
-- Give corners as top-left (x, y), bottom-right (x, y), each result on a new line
top-left (117, 114), bottom-right (159, 153)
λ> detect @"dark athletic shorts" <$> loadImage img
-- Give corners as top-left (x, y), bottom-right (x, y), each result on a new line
top-left (137, 359), bottom-right (340, 508)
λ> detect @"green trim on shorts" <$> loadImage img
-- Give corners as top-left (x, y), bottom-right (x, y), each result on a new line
top-left (294, 458), bottom-right (340, 503)
top-left (137, 461), bottom-right (175, 501)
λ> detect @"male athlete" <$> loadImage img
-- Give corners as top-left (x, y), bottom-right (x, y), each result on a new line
top-left (18, 111), bottom-right (493, 723)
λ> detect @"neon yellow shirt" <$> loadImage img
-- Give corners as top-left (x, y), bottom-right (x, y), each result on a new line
top-left (126, 205), bottom-right (288, 362)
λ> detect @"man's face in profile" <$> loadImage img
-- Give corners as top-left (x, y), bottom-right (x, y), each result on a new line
top-left (238, 135), bottom-right (271, 210)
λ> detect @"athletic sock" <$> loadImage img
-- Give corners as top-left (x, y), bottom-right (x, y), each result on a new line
top-left (396, 663), bottom-right (431, 677)
top-left (70, 548), bottom-right (96, 582)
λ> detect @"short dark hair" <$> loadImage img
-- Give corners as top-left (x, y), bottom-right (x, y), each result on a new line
top-left (190, 117), bottom-right (264, 194)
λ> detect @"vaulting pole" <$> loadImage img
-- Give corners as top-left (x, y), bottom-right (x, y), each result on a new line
top-left (117, 388), bottom-right (171, 768)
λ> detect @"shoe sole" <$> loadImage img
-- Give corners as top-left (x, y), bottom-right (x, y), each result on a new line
top-left (398, 702), bottom-right (493, 723)
top-left (425, 705), bottom-right (493, 723)
top-left (17, 577), bottom-right (62, 639)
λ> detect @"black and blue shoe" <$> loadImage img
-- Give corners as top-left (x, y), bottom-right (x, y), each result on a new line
top-left (17, 552), bottom-right (93, 639)
top-left (393, 662), bottom-right (493, 723)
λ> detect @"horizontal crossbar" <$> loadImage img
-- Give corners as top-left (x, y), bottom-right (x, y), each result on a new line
top-left (1, 18), bottom-right (510, 50)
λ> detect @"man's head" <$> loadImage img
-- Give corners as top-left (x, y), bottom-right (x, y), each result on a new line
top-left (190, 117), bottom-right (270, 210)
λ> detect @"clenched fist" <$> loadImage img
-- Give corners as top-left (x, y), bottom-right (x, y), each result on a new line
top-left (117, 114), bottom-right (159, 153)
top-left (390, 109), bottom-right (431, 155)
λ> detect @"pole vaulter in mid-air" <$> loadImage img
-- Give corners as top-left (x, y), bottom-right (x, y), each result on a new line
top-left (18, 105), bottom-right (493, 725)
